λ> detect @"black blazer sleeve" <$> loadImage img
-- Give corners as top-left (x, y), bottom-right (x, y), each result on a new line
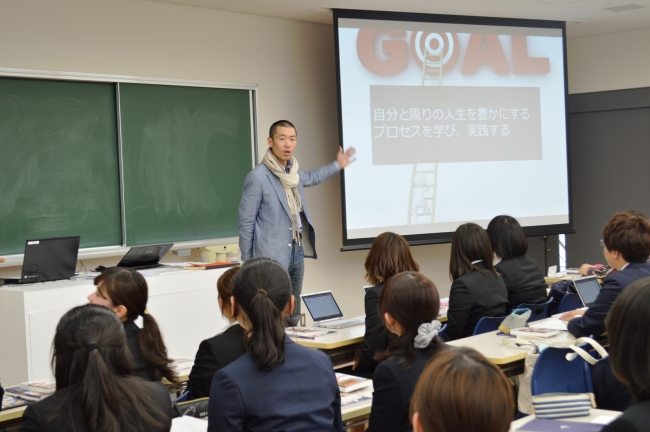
top-left (567, 276), bottom-right (622, 338)
top-left (445, 278), bottom-right (472, 342)
top-left (355, 285), bottom-right (387, 374)
top-left (186, 339), bottom-right (220, 399)
top-left (367, 362), bottom-right (407, 432)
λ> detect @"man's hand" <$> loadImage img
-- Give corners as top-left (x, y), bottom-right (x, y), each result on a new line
top-left (337, 146), bottom-right (356, 169)
top-left (559, 310), bottom-right (585, 321)
top-left (579, 263), bottom-right (593, 276)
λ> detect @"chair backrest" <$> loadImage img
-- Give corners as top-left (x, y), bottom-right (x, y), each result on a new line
top-left (557, 293), bottom-right (583, 314)
top-left (516, 298), bottom-right (553, 322)
top-left (438, 323), bottom-right (448, 340)
top-left (472, 316), bottom-right (506, 336)
top-left (531, 346), bottom-right (594, 396)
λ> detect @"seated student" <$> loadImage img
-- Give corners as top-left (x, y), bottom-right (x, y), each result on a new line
top-left (354, 232), bottom-right (420, 376)
top-left (410, 347), bottom-right (514, 432)
top-left (445, 223), bottom-right (508, 341)
top-left (487, 215), bottom-right (548, 308)
top-left (601, 277), bottom-right (650, 432)
top-left (88, 267), bottom-right (176, 382)
top-left (186, 267), bottom-right (246, 399)
top-left (208, 258), bottom-right (342, 432)
top-left (560, 212), bottom-right (650, 337)
top-left (367, 271), bottom-right (446, 432)
top-left (20, 304), bottom-right (172, 432)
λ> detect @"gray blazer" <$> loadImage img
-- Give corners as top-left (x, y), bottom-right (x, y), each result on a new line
top-left (238, 161), bottom-right (339, 269)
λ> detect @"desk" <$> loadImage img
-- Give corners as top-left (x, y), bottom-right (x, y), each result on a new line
top-left (510, 409), bottom-right (621, 431)
top-left (0, 267), bottom-right (230, 385)
top-left (341, 385), bottom-right (373, 430)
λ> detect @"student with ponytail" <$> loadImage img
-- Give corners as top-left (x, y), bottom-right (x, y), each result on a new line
top-left (20, 304), bottom-right (172, 432)
top-left (88, 267), bottom-right (176, 382)
top-left (367, 272), bottom-right (446, 432)
top-left (207, 257), bottom-right (342, 432)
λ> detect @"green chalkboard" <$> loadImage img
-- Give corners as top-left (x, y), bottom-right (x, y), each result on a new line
top-left (119, 83), bottom-right (253, 246)
top-left (0, 77), bottom-right (121, 255)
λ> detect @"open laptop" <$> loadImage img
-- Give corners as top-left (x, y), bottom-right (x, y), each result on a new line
top-left (572, 275), bottom-right (602, 307)
top-left (116, 243), bottom-right (173, 270)
top-left (2, 236), bottom-right (80, 284)
top-left (301, 291), bottom-right (365, 329)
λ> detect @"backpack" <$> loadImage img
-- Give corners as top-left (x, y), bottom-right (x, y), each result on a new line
top-left (548, 280), bottom-right (573, 315)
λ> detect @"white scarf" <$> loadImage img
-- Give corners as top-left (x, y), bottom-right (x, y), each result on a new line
top-left (262, 148), bottom-right (303, 245)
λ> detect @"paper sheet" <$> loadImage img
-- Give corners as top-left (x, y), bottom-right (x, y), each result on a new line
top-left (171, 416), bottom-right (208, 432)
top-left (590, 416), bottom-right (618, 425)
top-left (528, 320), bottom-right (568, 331)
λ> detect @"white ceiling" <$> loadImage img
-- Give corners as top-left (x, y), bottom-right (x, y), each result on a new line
top-left (151, 0), bottom-right (650, 38)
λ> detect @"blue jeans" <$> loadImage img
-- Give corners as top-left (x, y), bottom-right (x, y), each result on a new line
top-left (287, 242), bottom-right (304, 326)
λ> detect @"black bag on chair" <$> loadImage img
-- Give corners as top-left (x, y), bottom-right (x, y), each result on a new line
top-left (172, 397), bottom-right (210, 419)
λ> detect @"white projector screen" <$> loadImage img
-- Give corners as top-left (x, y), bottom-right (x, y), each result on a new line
top-left (334, 10), bottom-right (572, 250)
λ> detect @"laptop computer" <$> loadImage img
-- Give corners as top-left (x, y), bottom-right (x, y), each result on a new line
top-left (301, 291), bottom-right (365, 329)
top-left (572, 275), bottom-right (602, 307)
top-left (116, 244), bottom-right (173, 270)
top-left (2, 236), bottom-right (80, 284)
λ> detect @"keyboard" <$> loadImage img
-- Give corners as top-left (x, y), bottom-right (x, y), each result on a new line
top-left (317, 318), bottom-right (365, 329)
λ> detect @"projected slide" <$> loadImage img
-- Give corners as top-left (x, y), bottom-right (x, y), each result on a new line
top-left (335, 11), bottom-right (570, 246)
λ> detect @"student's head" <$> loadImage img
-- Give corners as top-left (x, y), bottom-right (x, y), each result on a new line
top-left (486, 215), bottom-right (528, 260)
top-left (232, 257), bottom-right (292, 370)
top-left (602, 211), bottom-right (650, 267)
top-left (449, 223), bottom-right (495, 280)
top-left (376, 272), bottom-right (441, 365)
top-left (365, 232), bottom-right (420, 285)
top-left (217, 266), bottom-right (240, 321)
top-left (606, 277), bottom-right (650, 402)
top-left (267, 120), bottom-right (297, 165)
top-left (90, 267), bottom-right (175, 382)
top-left (52, 304), bottom-right (169, 431)
top-left (410, 347), bottom-right (514, 432)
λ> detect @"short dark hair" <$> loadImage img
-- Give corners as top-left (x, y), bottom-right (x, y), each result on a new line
top-left (449, 223), bottom-right (496, 280)
top-left (269, 120), bottom-right (296, 138)
top-left (233, 258), bottom-right (291, 370)
top-left (410, 347), bottom-right (514, 432)
top-left (602, 212), bottom-right (650, 263)
top-left (375, 272), bottom-right (442, 366)
top-left (606, 277), bottom-right (650, 402)
top-left (365, 232), bottom-right (419, 285)
top-left (487, 215), bottom-right (528, 260)
top-left (52, 304), bottom-right (171, 431)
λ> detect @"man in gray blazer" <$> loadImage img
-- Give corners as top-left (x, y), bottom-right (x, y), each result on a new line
top-left (238, 120), bottom-right (355, 325)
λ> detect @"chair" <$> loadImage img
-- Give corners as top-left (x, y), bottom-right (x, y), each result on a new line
top-left (437, 323), bottom-right (448, 340)
top-left (472, 316), bottom-right (506, 336)
top-left (531, 346), bottom-right (593, 396)
top-left (557, 293), bottom-right (583, 314)
top-left (172, 391), bottom-right (192, 404)
top-left (516, 298), bottom-right (554, 322)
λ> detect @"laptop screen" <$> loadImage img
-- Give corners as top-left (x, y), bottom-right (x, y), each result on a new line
top-left (573, 276), bottom-right (601, 307)
top-left (302, 292), bottom-right (344, 322)
top-left (21, 236), bottom-right (80, 283)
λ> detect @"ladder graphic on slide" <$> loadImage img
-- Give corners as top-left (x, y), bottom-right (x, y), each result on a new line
top-left (408, 49), bottom-right (443, 225)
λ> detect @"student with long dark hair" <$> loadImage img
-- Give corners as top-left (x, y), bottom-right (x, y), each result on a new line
top-left (487, 215), bottom-right (547, 308)
top-left (445, 223), bottom-right (508, 341)
top-left (355, 232), bottom-right (420, 376)
top-left (20, 304), bottom-right (172, 432)
top-left (88, 267), bottom-right (176, 382)
top-left (207, 258), bottom-right (342, 432)
top-left (186, 266), bottom-right (246, 399)
top-left (367, 272), bottom-right (446, 432)
top-left (410, 347), bottom-right (514, 432)
top-left (602, 277), bottom-right (650, 432)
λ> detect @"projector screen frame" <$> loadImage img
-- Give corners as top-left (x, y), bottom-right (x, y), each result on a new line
top-left (333, 8), bottom-right (574, 251)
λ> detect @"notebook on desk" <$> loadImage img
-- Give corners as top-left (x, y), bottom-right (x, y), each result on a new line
top-left (301, 291), bottom-right (365, 329)
top-left (1, 236), bottom-right (80, 285)
top-left (572, 275), bottom-right (601, 307)
top-left (116, 243), bottom-right (173, 270)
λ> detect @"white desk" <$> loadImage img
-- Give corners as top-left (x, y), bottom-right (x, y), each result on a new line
top-left (0, 267), bottom-right (230, 385)
top-left (511, 409), bottom-right (621, 430)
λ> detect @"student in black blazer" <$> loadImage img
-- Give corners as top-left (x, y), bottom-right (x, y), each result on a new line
top-left (367, 272), bottom-right (446, 432)
top-left (20, 304), bottom-right (172, 432)
top-left (186, 267), bottom-right (246, 399)
top-left (445, 223), bottom-right (508, 341)
top-left (354, 232), bottom-right (419, 376)
top-left (487, 215), bottom-right (548, 309)
top-left (208, 258), bottom-right (342, 432)
top-left (601, 278), bottom-right (650, 432)
top-left (88, 267), bottom-right (176, 383)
